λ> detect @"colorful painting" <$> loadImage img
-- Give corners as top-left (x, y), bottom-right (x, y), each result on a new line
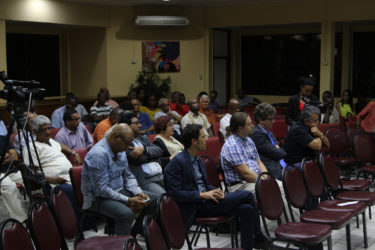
top-left (142, 41), bottom-right (180, 73)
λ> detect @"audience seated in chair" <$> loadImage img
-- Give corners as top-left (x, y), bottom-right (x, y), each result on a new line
top-left (154, 97), bottom-right (182, 139)
top-left (165, 124), bottom-right (269, 250)
top-left (93, 107), bottom-right (123, 143)
top-left (209, 90), bottom-right (222, 113)
top-left (219, 98), bottom-right (240, 141)
top-left (14, 112), bottom-right (36, 156)
top-left (92, 87), bottom-right (119, 108)
top-left (356, 101), bottom-right (375, 133)
top-left (119, 112), bottom-right (166, 197)
top-left (283, 106), bottom-right (330, 168)
top-left (220, 112), bottom-right (298, 221)
top-left (153, 116), bottom-right (184, 160)
top-left (199, 94), bottom-right (217, 125)
top-left (139, 93), bottom-right (160, 121)
top-left (81, 124), bottom-right (157, 236)
top-left (130, 98), bottom-right (155, 135)
top-left (170, 91), bottom-right (189, 117)
top-left (250, 103), bottom-right (286, 180)
top-left (54, 108), bottom-right (93, 150)
top-left (90, 91), bottom-right (113, 129)
top-left (181, 98), bottom-right (213, 138)
top-left (320, 91), bottom-right (339, 124)
top-left (51, 93), bottom-right (89, 128)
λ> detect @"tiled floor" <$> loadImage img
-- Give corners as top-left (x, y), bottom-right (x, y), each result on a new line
top-left (1, 192), bottom-right (375, 249)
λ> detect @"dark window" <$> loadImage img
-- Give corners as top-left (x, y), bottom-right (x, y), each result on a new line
top-left (6, 33), bottom-right (60, 97)
top-left (334, 33), bottom-right (342, 97)
top-left (353, 32), bottom-right (375, 98)
top-left (241, 33), bottom-right (321, 96)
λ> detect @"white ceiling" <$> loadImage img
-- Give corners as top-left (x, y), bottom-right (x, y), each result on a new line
top-left (61, 0), bottom-right (298, 7)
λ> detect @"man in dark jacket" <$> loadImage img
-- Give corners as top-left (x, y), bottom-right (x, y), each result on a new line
top-left (250, 103), bottom-right (286, 180)
top-left (119, 112), bottom-right (165, 197)
top-left (165, 124), bottom-right (268, 250)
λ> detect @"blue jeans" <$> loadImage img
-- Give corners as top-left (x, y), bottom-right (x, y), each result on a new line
top-left (196, 190), bottom-right (261, 250)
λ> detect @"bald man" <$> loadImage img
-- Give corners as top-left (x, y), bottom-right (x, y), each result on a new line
top-left (81, 124), bottom-right (157, 236)
top-left (220, 98), bottom-right (240, 139)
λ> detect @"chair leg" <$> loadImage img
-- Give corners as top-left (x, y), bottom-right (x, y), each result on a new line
top-left (345, 224), bottom-right (351, 250)
top-left (362, 212), bottom-right (368, 248)
top-left (369, 206), bottom-right (372, 220)
top-left (327, 235), bottom-right (332, 250)
top-left (356, 215), bottom-right (359, 228)
top-left (190, 225), bottom-right (199, 245)
top-left (185, 234), bottom-right (193, 250)
top-left (204, 225), bottom-right (211, 248)
top-left (193, 226), bottom-right (204, 246)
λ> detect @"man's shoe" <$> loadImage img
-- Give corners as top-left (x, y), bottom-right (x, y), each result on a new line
top-left (253, 234), bottom-right (271, 250)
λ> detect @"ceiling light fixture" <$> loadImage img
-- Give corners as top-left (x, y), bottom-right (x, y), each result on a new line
top-left (162, 0), bottom-right (170, 2)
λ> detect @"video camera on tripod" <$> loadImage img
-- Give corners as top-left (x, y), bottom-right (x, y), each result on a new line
top-left (0, 71), bottom-right (46, 196)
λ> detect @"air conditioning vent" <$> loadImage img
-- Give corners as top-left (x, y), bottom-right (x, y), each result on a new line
top-left (135, 16), bottom-right (190, 27)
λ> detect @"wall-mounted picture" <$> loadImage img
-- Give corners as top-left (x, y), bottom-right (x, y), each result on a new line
top-left (142, 41), bottom-right (180, 73)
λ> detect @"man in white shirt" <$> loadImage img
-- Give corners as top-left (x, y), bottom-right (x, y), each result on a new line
top-left (220, 98), bottom-right (240, 140)
top-left (181, 98), bottom-right (213, 137)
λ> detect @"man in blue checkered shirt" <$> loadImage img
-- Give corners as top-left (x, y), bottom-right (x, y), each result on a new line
top-left (220, 112), bottom-right (297, 220)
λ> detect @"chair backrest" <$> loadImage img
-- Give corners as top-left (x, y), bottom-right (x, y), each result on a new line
top-left (85, 124), bottom-right (92, 134)
top-left (158, 195), bottom-right (186, 249)
top-left (9, 133), bottom-right (17, 147)
top-left (28, 202), bottom-right (63, 250)
top-left (123, 238), bottom-right (143, 250)
top-left (51, 189), bottom-right (78, 239)
top-left (302, 159), bottom-right (325, 198)
top-left (353, 132), bottom-right (375, 163)
top-left (212, 121), bottom-right (220, 137)
top-left (143, 215), bottom-right (169, 250)
top-left (218, 130), bottom-right (225, 145)
top-left (255, 172), bottom-right (284, 221)
top-left (68, 148), bottom-right (88, 166)
top-left (148, 134), bottom-right (157, 143)
top-left (319, 153), bottom-right (341, 191)
top-left (318, 123), bottom-right (338, 134)
top-left (282, 165), bottom-right (307, 209)
top-left (200, 156), bottom-right (220, 188)
top-left (197, 136), bottom-right (222, 164)
top-left (0, 218), bottom-right (35, 250)
top-left (324, 126), bottom-right (348, 154)
top-left (50, 128), bottom-right (60, 139)
top-left (69, 166), bottom-right (83, 207)
top-left (347, 125), bottom-right (365, 148)
top-left (271, 119), bottom-right (287, 140)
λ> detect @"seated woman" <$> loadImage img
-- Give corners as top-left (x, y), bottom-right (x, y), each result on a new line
top-left (336, 89), bottom-right (355, 120)
top-left (153, 116), bottom-right (184, 159)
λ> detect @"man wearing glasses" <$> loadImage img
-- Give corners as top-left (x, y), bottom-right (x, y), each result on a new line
top-left (250, 103), bottom-right (286, 180)
top-left (54, 109), bottom-right (93, 150)
top-left (283, 105), bottom-right (330, 169)
top-left (82, 124), bottom-right (157, 236)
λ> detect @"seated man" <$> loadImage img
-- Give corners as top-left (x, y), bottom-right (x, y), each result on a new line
top-left (154, 98), bottom-right (182, 137)
top-left (283, 106), bottom-right (330, 168)
top-left (170, 91), bottom-right (189, 116)
top-left (90, 91), bottom-right (113, 128)
top-left (220, 98), bottom-right (240, 140)
top-left (130, 98), bottom-right (154, 135)
top-left (209, 90), bottom-right (221, 113)
top-left (250, 103), bottom-right (286, 180)
top-left (0, 136), bottom-right (27, 223)
top-left (199, 95), bottom-right (217, 125)
top-left (54, 109), bottom-right (93, 150)
top-left (165, 124), bottom-right (268, 250)
top-left (237, 89), bottom-right (260, 109)
top-left (93, 107), bottom-right (123, 143)
top-left (356, 101), bottom-right (375, 133)
top-left (81, 124), bottom-right (157, 235)
top-left (120, 112), bottom-right (165, 197)
top-left (220, 112), bottom-right (298, 220)
top-left (51, 93), bottom-right (88, 128)
top-left (22, 115), bottom-right (85, 227)
top-left (181, 98), bottom-right (213, 137)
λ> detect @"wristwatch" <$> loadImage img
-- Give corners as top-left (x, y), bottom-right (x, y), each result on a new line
top-left (71, 151), bottom-right (77, 156)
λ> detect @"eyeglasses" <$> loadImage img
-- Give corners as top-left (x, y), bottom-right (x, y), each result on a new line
top-left (131, 121), bottom-right (140, 125)
top-left (72, 117), bottom-right (80, 121)
top-left (38, 126), bottom-right (51, 132)
top-left (265, 117), bottom-right (275, 121)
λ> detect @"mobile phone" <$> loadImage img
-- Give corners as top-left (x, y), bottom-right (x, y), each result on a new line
top-left (143, 198), bottom-right (151, 202)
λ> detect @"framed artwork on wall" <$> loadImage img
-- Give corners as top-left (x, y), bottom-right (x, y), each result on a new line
top-left (142, 41), bottom-right (180, 73)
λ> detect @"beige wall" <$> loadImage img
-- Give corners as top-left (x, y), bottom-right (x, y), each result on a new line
top-left (0, 0), bottom-right (374, 103)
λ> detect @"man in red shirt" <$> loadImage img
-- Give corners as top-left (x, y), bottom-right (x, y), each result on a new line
top-left (169, 91), bottom-right (189, 116)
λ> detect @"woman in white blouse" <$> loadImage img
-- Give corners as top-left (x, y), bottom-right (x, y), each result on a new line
top-left (153, 116), bottom-right (184, 159)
